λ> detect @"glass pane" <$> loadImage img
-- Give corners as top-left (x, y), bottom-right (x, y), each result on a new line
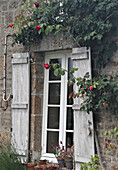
top-left (47, 107), bottom-right (60, 129)
top-left (49, 59), bottom-right (62, 80)
top-left (67, 85), bottom-right (73, 105)
top-left (66, 132), bottom-right (73, 148)
top-left (66, 108), bottom-right (73, 130)
top-left (48, 83), bottom-right (60, 104)
top-left (46, 131), bottom-right (59, 153)
top-left (68, 58), bottom-right (73, 80)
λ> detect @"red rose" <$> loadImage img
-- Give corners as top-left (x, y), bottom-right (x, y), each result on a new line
top-left (105, 143), bottom-right (109, 148)
top-left (34, 2), bottom-right (39, 8)
top-left (9, 24), bottom-right (13, 28)
top-left (105, 138), bottom-right (108, 142)
top-left (89, 86), bottom-right (93, 90)
top-left (69, 82), bottom-right (74, 86)
top-left (35, 25), bottom-right (41, 31)
top-left (44, 63), bottom-right (49, 69)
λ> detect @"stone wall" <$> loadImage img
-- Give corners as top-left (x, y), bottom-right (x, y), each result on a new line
top-left (30, 52), bottom-right (45, 161)
top-left (94, 27), bottom-right (118, 169)
top-left (0, 0), bottom-right (118, 169)
top-left (0, 0), bottom-right (25, 146)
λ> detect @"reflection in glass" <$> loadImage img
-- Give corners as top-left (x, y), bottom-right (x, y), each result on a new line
top-left (67, 85), bottom-right (73, 105)
top-left (48, 83), bottom-right (60, 104)
top-left (49, 59), bottom-right (62, 80)
top-left (47, 131), bottom-right (59, 153)
top-left (66, 132), bottom-right (73, 148)
top-left (66, 108), bottom-right (73, 130)
top-left (68, 58), bottom-right (73, 80)
top-left (47, 107), bottom-right (60, 129)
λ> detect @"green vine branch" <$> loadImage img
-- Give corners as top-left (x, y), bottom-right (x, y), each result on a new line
top-left (8, 0), bottom-right (118, 67)
top-left (44, 63), bottom-right (118, 114)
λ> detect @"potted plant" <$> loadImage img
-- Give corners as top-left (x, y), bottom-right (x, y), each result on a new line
top-left (51, 141), bottom-right (66, 168)
top-left (65, 146), bottom-right (73, 170)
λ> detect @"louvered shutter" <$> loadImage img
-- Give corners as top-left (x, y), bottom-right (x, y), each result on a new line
top-left (11, 53), bottom-right (30, 162)
top-left (71, 47), bottom-right (95, 169)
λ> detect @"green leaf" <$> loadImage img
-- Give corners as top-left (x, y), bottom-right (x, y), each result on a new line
top-left (114, 127), bottom-right (118, 132)
top-left (70, 68), bottom-right (78, 74)
top-left (48, 25), bottom-right (54, 32)
top-left (27, 3), bottom-right (31, 7)
top-left (70, 68), bottom-right (74, 74)
top-left (114, 132), bottom-right (118, 138)
top-left (45, 27), bottom-right (49, 35)
top-left (77, 77), bottom-right (82, 81)
top-left (38, 29), bottom-right (42, 34)
top-left (59, 68), bottom-right (65, 76)
top-left (54, 69), bottom-right (59, 77)
top-left (108, 131), bottom-right (111, 135)
top-left (84, 72), bottom-right (90, 78)
top-left (56, 24), bottom-right (62, 30)
top-left (96, 34), bottom-right (103, 40)
top-left (70, 78), bottom-right (75, 83)
top-left (103, 131), bottom-right (108, 136)
top-left (74, 68), bottom-right (78, 71)
top-left (21, 5), bottom-right (24, 9)
top-left (52, 63), bottom-right (58, 69)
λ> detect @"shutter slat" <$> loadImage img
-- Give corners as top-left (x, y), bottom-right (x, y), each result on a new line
top-left (11, 103), bottom-right (28, 109)
top-left (12, 58), bottom-right (28, 64)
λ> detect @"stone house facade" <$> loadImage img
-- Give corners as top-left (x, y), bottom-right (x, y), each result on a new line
top-left (0, 0), bottom-right (118, 169)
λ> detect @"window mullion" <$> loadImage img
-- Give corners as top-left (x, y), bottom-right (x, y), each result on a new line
top-left (42, 56), bottom-right (49, 154)
top-left (63, 56), bottom-right (68, 147)
top-left (59, 56), bottom-right (66, 144)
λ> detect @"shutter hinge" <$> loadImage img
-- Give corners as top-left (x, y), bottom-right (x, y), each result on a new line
top-left (29, 58), bottom-right (34, 63)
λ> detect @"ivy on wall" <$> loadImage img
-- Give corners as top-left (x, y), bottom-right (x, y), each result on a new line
top-left (10, 0), bottom-right (118, 67)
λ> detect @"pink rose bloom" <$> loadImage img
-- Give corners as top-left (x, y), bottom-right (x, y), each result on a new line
top-left (89, 86), bottom-right (94, 90)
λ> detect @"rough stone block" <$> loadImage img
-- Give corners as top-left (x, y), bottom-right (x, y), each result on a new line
top-left (31, 95), bottom-right (42, 115)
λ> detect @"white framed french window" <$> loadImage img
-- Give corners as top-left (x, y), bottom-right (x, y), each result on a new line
top-left (41, 50), bottom-right (73, 162)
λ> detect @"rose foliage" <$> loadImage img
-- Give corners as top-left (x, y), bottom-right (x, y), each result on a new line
top-left (46, 62), bottom-right (118, 114)
top-left (10, 0), bottom-right (118, 66)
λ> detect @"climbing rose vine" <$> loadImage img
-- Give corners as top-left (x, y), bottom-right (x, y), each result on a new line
top-left (9, 0), bottom-right (118, 67)
top-left (44, 63), bottom-right (118, 114)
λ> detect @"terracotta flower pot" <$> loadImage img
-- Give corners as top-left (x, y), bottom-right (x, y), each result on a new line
top-left (27, 163), bottom-right (37, 170)
top-left (39, 160), bottom-right (47, 166)
top-left (112, 167), bottom-right (118, 170)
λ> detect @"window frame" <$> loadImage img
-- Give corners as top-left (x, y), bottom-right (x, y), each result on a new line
top-left (41, 50), bottom-right (73, 162)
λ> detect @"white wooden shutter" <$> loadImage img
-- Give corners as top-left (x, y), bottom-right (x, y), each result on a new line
top-left (71, 47), bottom-right (95, 169)
top-left (11, 53), bottom-right (30, 162)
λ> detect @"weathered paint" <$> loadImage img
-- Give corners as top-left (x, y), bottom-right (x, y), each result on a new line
top-left (71, 47), bottom-right (94, 169)
top-left (11, 53), bottom-right (30, 162)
